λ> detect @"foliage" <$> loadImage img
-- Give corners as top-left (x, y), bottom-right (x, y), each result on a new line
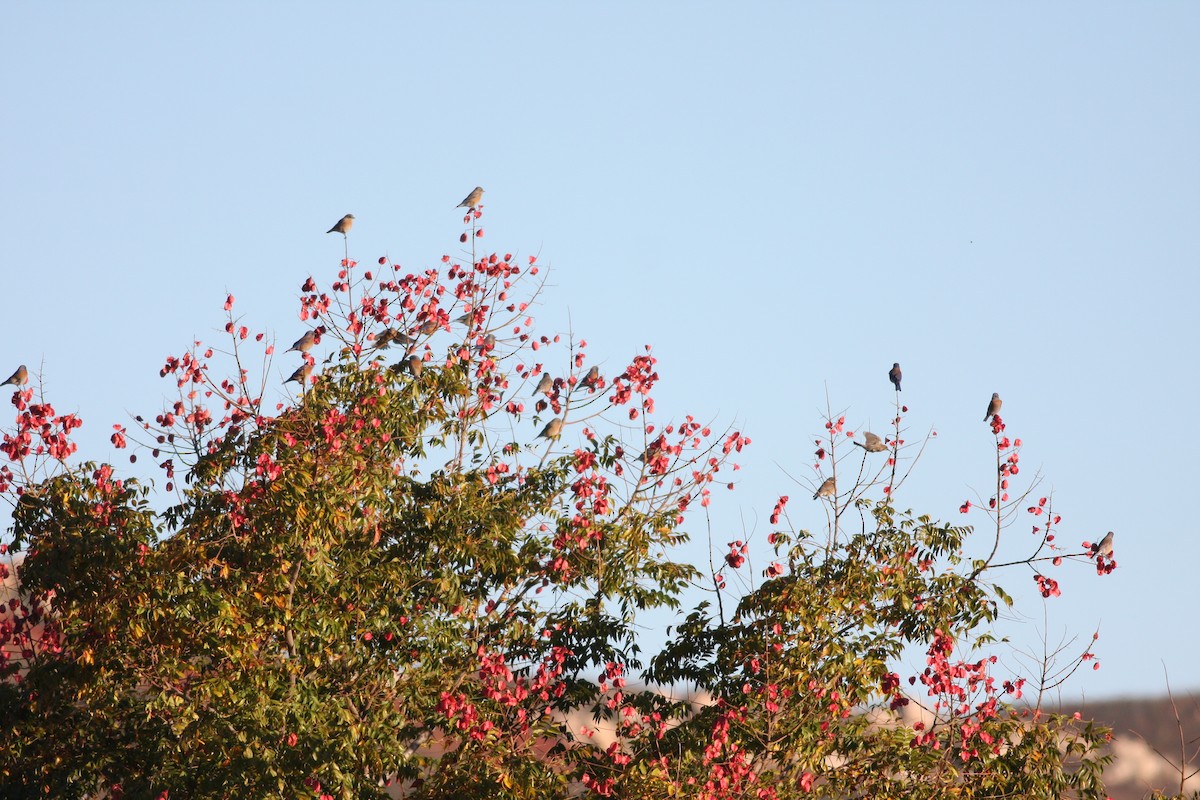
top-left (0, 209), bottom-right (1121, 798)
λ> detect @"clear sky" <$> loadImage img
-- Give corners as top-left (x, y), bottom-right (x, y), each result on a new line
top-left (2, 4), bottom-right (1197, 702)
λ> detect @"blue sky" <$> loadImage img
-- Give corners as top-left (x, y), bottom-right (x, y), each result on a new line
top-left (2, 4), bottom-right (1197, 701)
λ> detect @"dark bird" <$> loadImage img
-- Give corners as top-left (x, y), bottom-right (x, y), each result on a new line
top-left (370, 328), bottom-right (396, 350)
top-left (326, 214), bottom-right (354, 235)
top-left (537, 417), bottom-right (563, 440)
top-left (535, 374), bottom-right (553, 395)
top-left (418, 318), bottom-right (440, 336)
top-left (984, 393), bottom-right (1002, 422)
top-left (1, 365), bottom-right (28, 387)
top-left (457, 187), bottom-right (484, 209)
top-left (1091, 531), bottom-right (1115, 557)
top-left (285, 363), bottom-right (312, 386)
top-left (889, 363), bottom-right (902, 392)
top-left (855, 432), bottom-right (887, 453)
top-left (287, 331), bottom-right (317, 354)
top-left (813, 477), bottom-right (836, 500)
top-left (404, 355), bottom-right (424, 378)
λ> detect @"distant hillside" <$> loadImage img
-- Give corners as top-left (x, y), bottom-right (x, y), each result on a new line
top-left (1072, 692), bottom-right (1200, 800)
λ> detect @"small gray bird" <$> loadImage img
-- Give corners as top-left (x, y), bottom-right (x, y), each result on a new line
top-left (1, 365), bottom-right (28, 387)
top-left (855, 432), bottom-right (887, 453)
top-left (1091, 531), bottom-right (1114, 557)
top-left (287, 330), bottom-right (317, 354)
top-left (535, 374), bottom-right (553, 395)
top-left (581, 365), bottom-right (600, 387)
top-left (457, 187), bottom-right (484, 209)
top-left (477, 333), bottom-right (497, 353)
top-left (453, 311), bottom-right (474, 325)
top-left (984, 393), bottom-right (1002, 422)
top-left (327, 214), bottom-right (354, 235)
top-left (889, 363), bottom-right (902, 392)
top-left (285, 363), bottom-right (312, 386)
top-left (537, 417), bottom-right (563, 440)
top-left (813, 477), bottom-right (836, 500)
top-left (418, 319), bottom-right (440, 336)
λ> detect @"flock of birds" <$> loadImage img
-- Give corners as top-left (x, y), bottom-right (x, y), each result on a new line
top-left (0, 184), bottom-right (1082, 558)
top-left (815, 363), bottom-right (1115, 560)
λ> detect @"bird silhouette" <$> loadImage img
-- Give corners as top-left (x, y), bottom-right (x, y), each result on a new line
top-left (813, 477), bottom-right (836, 500)
top-left (1, 365), bottom-right (28, 387)
top-left (457, 187), bottom-right (484, 209)
top-left (287, 331), bottom-right (317, 354)
top-left (537, 417), bottom-right (563, 440)
top-left (327, 214), bottom-right (354, 235)
top-left (889, 363), bottom-right (902, 392)
top-left (984, 393), bottom-right (1002, 422)
top-left (855, 432), bottom-right (887, 453)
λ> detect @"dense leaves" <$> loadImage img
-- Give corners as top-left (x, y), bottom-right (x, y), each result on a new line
top-left (0, 214), bottom-right (1120, 798)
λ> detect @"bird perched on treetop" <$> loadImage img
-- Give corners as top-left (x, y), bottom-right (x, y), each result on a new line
top-left (1, 365), bottom-right (28, 387)
top-left (813, 477), bottom-right (836, 500)
top-left (537, 417), bottom-right (563, 440)
top-left (889, 363), bottom-right (902, 392)
top-left (984, 393), bottom-right (1002, 422)
top-left (1091, 531), bottom-right (1114, 557)
top-left (457, 187), bottom-right (484, 210)
top-left (285, 363), bottom-right (312, 386)
top-left (582, 365), bottom-right (600, 388)
top-left (535, 374), bottom-right (553, 395)
top-left (327, 214), bottom-right (354, 235)
top-left (287, 330), bottom-right (318, 354)
top-left (855, 432), bottom-right (887, 453)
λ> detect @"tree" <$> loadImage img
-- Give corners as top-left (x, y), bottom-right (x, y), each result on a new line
top-left (1, 208), bottom-right (1120, 799)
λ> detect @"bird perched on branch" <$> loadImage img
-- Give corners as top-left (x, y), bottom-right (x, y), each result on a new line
top-left (285, 363), bottom-right (312, 386)
top-left (287, 330), bottom-right (317, 354)
top-left (537, 417), bottom-right (563, 440)
top-left (1, 365), bottom-right (28, 387)
top-left (535, 374), bottom-right (553, 395)
top-left (813, 477), bottom-right (836, 500)
top-left (457, 187), bottom-right (484, 210)
top-left (855, 432), bottom-right (887, 453)
top-left (984, 393), bottom-right (1002, 422)
top-left (581, 365), bottom-right (600, 388)
top-left (403, 355), bottom-right (424, 378)
top-left (326, 214), bottom-right (354, 235)
top-left (1091, 531), bottom-right (1114, 557)
top-left (889, 363), bottom-right (902, 392)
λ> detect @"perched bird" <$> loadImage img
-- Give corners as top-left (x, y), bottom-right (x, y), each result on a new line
top-left (404, 355), bottom-right (424, 378)
top-left (287, 330), bottom-right (318, 354)
top-left (1091, 531), bottom-right (1115, 557)
top-left (457, 186), bottom-right (484, 210)
top-left (581, 365), bottom-right (600, 387)
top-left (855, 432), bottom-right (887, 453)
top-left (537, 417), bottom-right (563, 440)
top-left (813, 477), bottom-right (836, 500)
top-left (370, 328), bottom-right (396, 350)
top-left (1, 365), bottom-right (28, 387)
top-left (418, 318), bottom-right (440, 336)
top-left (326, 214), bottom-right (354, 235)
top-left (535, 374), bottom-right (554, 395)
top-left (453, 311), bottom-right (474, 326)
top-left (285, 363), bottom-right (313, 386)
top-left (477, 333), bottom-right (497, 353)
top-left (889, 363), bottom-right (902, 392)
top-left (984, 393), bottom-right (1002, 422)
